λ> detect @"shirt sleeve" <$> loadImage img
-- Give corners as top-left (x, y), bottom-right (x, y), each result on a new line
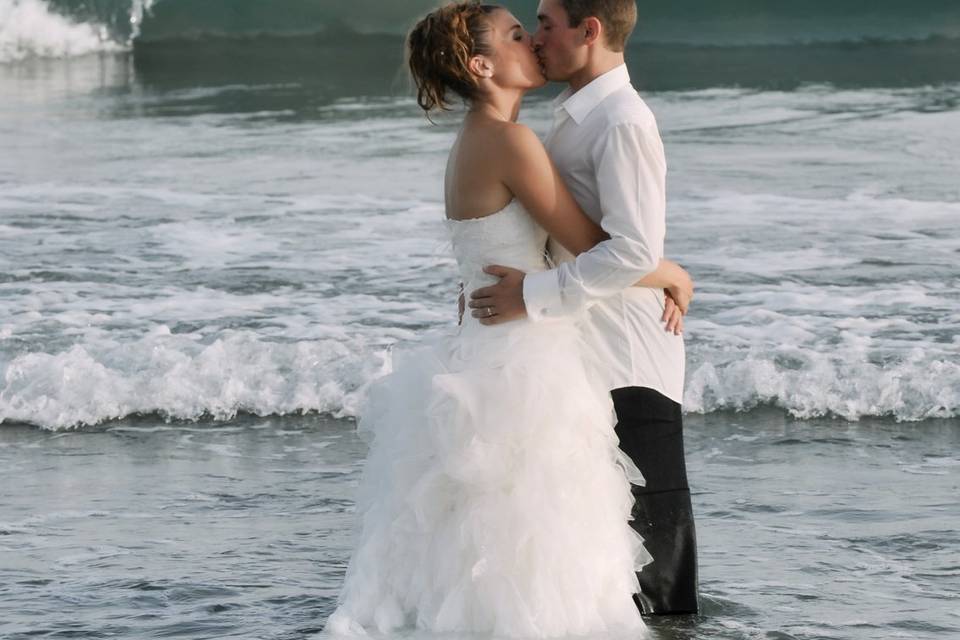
top-left (523, 121), bottom-right (666, 320)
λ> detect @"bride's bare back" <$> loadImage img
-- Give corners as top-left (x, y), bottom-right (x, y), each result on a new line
top-left (444, 114), bottom-right (516, 221)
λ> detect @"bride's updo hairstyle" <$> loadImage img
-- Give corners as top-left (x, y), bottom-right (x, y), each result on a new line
top-left (407, 1), bottom-right (500, 112)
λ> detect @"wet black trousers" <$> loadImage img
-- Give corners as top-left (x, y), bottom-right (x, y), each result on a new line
top-left (611, 386), bottom-right (700, 615)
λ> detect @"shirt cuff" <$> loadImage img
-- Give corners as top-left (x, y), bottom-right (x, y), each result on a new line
top-left (522, 269), bottom-right (562, 322)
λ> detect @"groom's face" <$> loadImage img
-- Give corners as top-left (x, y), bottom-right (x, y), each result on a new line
top-left (532, 0), bottom-right (589, 82)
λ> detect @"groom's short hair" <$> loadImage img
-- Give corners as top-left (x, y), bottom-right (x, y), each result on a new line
top-left (560, 0), bottom-right (637, 52)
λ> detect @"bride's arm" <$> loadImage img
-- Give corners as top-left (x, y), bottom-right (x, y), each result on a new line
top-left (498, 125), bottom-right (605, 256)
top-left (499, 125), bottom-right (693, 311)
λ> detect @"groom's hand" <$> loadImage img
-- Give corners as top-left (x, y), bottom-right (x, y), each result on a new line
top-left (468, 266), bottom-right (527, 325)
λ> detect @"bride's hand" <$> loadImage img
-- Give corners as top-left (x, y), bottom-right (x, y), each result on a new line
top-left (664, 264), bottom-right (693, 315)
top-left (662, 292), bottom-right (685, 335)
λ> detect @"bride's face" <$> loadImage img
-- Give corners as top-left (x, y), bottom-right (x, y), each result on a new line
top-left (484, 9), bottom-right (546, 91)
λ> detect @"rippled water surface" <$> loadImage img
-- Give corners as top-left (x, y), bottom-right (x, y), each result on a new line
top-left (2, 413), bottom-right (958, 639)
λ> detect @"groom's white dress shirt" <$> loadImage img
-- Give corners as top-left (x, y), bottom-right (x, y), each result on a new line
top-left (522, 64), bottom-right (685, 403)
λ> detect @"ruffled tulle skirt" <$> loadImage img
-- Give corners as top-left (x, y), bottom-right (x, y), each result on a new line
top-left (324, 318), bottom-right (650, 638)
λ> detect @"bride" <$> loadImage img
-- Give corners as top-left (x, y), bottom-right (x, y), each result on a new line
top-left (324, 2), bottom-right (692, 637)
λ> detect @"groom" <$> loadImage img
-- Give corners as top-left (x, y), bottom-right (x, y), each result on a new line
top-left (468, 0), bottom-right (699, 615)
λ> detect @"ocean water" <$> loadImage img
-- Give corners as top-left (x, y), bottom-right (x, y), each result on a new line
top-left (1, 1), bottom-right (959, 639)
top-left (2, 413), bottom-right (959, 640)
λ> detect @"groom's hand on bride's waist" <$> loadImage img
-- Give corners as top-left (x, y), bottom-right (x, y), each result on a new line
top-left (468, 266), bottom-right (527, 325)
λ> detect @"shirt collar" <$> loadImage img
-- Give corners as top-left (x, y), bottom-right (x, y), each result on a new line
top-left (556, 64), bottom-right (631, 125)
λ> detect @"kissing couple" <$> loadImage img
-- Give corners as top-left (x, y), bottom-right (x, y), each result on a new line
top-left (326, 1), bottom-right (699, 636)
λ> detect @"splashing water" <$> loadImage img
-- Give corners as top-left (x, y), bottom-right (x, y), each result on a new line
top-left (0, 0), bottom-right (154, 62)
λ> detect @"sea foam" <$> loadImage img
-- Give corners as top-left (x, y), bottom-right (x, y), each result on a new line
top-left (0, 0), bottom-right (125, 63)
top-left (0, 328), bottom-right (390, 430)
top-left (1, 330), bottom-right (957, 430)
top-left (685, 351), bottom-right (960, 422)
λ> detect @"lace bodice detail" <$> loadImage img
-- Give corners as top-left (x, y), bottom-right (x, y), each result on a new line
top-left (446, 199), bottom-right (550, 292)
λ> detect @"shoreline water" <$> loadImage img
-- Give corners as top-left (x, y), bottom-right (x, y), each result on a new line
top-left (2, 410), bottom-right (957, 639)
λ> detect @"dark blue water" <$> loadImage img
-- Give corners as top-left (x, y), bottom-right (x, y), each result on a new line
top-left (8, 0), bottom-right (960, 89)
top-left (41, 0), bottom-right (960, 44)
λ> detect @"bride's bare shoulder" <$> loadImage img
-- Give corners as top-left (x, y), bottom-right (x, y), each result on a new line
top-left (474, 121), bottom-right (546, 166)
top-left (499, 123), bottom-right (551, 170)
top-left (456, 120), bottom-right (548, 175)
top-left (499, 121), bottom-right (543, 147)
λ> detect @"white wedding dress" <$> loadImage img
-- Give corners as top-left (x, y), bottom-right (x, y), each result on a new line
top-left (324, 200), bottom-right (650, 638)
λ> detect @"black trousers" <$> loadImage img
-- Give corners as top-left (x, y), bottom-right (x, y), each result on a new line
top-left (612, 386), bottom-right (699, 615)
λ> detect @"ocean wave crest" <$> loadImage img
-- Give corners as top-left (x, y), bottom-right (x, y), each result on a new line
top-left (2, 332), bottom-right (957, 430)
top-left (0, 328), bottom-right (389, 430)
top-left (0, 0), bottom-right (126, 62)
top-left (685, 352), bottom-right (960, 422)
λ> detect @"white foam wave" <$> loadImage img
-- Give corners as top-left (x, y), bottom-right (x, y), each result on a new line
top-left (685, 351), bottom-right (960, 422)
top-left (0, 0), bottom-right (124, 63)
top-left (0, 328), bottom-right (390, 430)
top-left (2, 331), bottom-right (957, 429)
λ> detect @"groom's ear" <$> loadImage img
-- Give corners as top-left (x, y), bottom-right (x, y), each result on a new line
top-left (469, 55), bottom-right (495, 79)
top-left (581, 16), bottom-right (603, 47)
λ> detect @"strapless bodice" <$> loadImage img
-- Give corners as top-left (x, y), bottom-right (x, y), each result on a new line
top-left (445, 199), bottom-right (550, 292)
